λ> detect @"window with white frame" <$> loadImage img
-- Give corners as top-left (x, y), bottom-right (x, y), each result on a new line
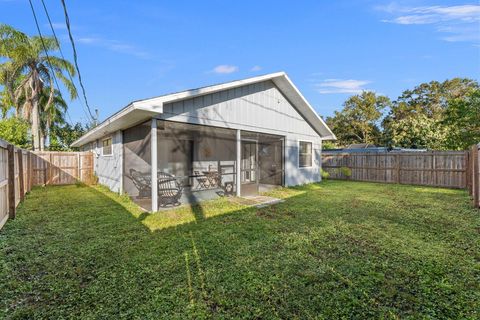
top-left (298, 141), bottom-right (312, 167)
top-left (102, 137), bottom-right (112, 156)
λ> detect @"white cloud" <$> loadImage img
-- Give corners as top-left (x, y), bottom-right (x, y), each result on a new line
top-left (76, 36), bottom-right (151, 59)
top-left (77, 37), bottom-right (99, 44)
top-left (212, 65), bottom-right (239, 74)
top-left (378, 4), bottom-right (480, 43)
top-left (250, 65), bottom-right (262, 72)
top-left (315, 79), bottom-right (372, 94)
top-left (50, 22), bottom-right (67, 30)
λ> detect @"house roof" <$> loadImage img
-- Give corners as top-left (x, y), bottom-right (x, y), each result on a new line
top-left (346, 143), bottom-right (376, 149)
top-left (71, 72), bottom-right (336, 147)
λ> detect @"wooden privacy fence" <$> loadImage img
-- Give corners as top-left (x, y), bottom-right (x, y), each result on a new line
top-left (467, 144), bottom-right (480, 208)
top-left (0, 139), bottom-right (94, 230)
top-left (32, 151), bottom-right (94, 186)
top-left (322, 151), bottom-right (468, 189)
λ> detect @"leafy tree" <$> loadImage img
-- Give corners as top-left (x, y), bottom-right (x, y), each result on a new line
top-left (443, 89), bottom-right (480, 150)
top-left (322, 141), bottom-right (338, 150)
top-left (0, 24), bottom-right (77, 150)
top-left (326, 91), bottom-right (390, 146)
top-left (0, 117), bottom-right (31, 148)
top-left (383, 114), bottom-right (448, 149)
top-left (49, 122), bottom-right (85, 151)
top-left (390, 78), bottom-right (478, 120)
top-left (383, 78), bottom-right (479, 149)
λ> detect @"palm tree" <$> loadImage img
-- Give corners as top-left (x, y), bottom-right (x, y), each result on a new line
top-left (0, 24), bottom-right (77, 150)
top-left (40, 87), bottom-right (67, 148)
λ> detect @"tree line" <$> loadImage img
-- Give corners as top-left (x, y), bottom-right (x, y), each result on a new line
top-left (325, 78), bottom-right (479, 151)
top-left (0, 24), bottom-right (86, 151)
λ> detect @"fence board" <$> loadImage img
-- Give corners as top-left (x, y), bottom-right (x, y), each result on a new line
top-left (322, 151), bottom-right (468, 189)
top-left (0, 142), bottom-right (94, 230)
top-left (469, 144), bottom-right (480, 208)
top-left (31, 151), bottom-right (93, 186)
top-left (0, 147), bottom-right (8, 229)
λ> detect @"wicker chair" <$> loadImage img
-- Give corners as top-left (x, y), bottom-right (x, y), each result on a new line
top-left (129, 169), bottom-right (151, 198)
top-left (193, 170), bottom-right (210, 189)
top-left (157, 172), bottom-right (183, 207)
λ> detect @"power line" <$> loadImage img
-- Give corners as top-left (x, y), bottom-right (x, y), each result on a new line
top-left (27, 0), bottom-right (77, 127)
top-left (40, 0), bottom-right (92, 124)
top-left (27, 0), bottom-right (63, 99)
top-left (29, 0), bottom-right (81, 147)
top-left (59, 0), bottom-right (96, 122)
top-left (28, 0), bottom-right (69, 150)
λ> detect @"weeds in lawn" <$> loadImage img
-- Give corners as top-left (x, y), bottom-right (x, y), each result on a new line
top-left (0, 181), bottom-right (478, 319)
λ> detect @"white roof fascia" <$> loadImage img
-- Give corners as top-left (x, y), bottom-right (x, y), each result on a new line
top-left (272, 74), bottom-right (336, 140)
top-left (71, 72), bottom-right (336, 147)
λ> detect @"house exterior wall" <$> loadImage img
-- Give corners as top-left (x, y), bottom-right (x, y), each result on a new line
top-left (160, 80), bottom-right (323, 186)
top-left (80, 79), bottom-right (325, 192)
top-left (82, 130), bottom-right (123, 193)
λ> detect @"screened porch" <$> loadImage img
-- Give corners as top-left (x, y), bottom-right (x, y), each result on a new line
top-left (123, 120), bottom-right (284, 211)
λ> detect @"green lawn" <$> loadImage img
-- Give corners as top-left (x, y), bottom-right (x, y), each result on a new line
top-left (0, 181), bottom-right (479, 319)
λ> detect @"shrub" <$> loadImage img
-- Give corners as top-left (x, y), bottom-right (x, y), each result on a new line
top-left (0, 117), bottom-right (31, 148)
top-left (339, 167), bottom-right (352, 178)
top-left (320, 169), bottom-right (330, 180)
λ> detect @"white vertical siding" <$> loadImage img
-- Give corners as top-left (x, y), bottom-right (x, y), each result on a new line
top-left (85, 130), bottom-right (123, 192)
top-left (161, 80), bottom-right (323, 186)
top-left (83, 80), bottom-right (325, 191)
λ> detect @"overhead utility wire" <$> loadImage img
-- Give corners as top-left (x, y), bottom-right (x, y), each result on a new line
top-left (27, 0), bottom-right (79, 127)
top-left (28, 0), bottom-right (63, 98)
top-left (59, 0), bottom-right (96, 121)
top-left (40, 0), bottom-right (91, 123)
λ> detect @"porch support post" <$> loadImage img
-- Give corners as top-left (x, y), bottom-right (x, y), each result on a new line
top-left (236, 129), bottom-right (241, 197)
top-left (151, 119), bottom-right (158, 212)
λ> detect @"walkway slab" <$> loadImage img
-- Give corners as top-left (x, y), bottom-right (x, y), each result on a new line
top-left (229, 195), bottom-right (284, 208)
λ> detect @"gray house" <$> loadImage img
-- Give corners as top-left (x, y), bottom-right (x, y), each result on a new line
top-left (71, 72), bottom-right (335, 211)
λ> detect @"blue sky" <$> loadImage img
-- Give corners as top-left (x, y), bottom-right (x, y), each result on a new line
top-left (2, 0), bottom-right (479, 124)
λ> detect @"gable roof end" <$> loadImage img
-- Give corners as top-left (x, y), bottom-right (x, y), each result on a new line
top-left (71, 72), bottom-right (336, 147)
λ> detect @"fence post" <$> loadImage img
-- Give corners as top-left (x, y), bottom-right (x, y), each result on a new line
top-left (31, 152), bottom-right (34, 189)
top-left (396, 154), bottom-right (400, 184)
top-left (18, 150), bottom-right (24, 201)
top-left (77, 152), bottom-right (81, 182)
top-left (48, 153), bottom-right (53, 185)
top-left (7, 145), bottom-right (15, 219)
top-left (473, 145), bottom-right (479, 208)
top-left (432, 152), bottom-right (437, 187)
top-left (28, 152), bottom-right (32, 191)
top-left (466, 149), bottom-right (471, 196)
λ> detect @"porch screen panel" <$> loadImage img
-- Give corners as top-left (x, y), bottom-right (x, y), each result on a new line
top-left (156, 121), bottom-right (237, 205)
top-left (241, 130), bottom-right (284, 186)
top-left (123, 121), bottom-right (152, 210)
top-left (258, 138), bottom-right (283, 185)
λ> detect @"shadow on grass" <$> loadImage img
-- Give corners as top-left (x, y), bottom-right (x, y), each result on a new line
top-left (2, 180), bottom-right (479, 319)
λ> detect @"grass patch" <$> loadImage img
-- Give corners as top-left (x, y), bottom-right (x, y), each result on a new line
top-left (0, 181), bottom-right (479, 319)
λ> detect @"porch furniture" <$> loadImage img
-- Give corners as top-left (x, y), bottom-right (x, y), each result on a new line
top-left (129, 169), bottom-right (151, 198)
top-left (193, 170), bottom-right (210, 190)
top-left (157, 172), bottom-right (183, 207)
top-left (203, 170), bottom-right (220, 188)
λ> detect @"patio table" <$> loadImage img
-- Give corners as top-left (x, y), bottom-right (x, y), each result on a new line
top-left (202, 171), bottom-right (220, 188)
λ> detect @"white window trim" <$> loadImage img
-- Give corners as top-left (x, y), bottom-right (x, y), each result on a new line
top-left (101, 137), bottom-right (113, 157)
top-left (298, 140), bottom-right (314, 168)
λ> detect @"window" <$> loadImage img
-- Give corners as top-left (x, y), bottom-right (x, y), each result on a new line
top-left (102, 138), bottom-right (112, 156)
top-left (299, 141), bottom-right (312, 167)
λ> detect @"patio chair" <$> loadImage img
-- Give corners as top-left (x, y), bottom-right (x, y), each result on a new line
top-left (204, 170), bottom-right (221, 188)
top-left (158, 172), bottom-right (183, 207)
top-left (129, 169), bottom-right (151, 198)
top-left (193, 170), bottom-right (210, 189)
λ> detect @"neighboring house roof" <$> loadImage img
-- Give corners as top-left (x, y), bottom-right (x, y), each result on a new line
top-left (325, 147), bottom-right (429, 153)
top-left (71, 72), bottom-right (336, 147)
top-left (346, 143), bottom-right (376, 149)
